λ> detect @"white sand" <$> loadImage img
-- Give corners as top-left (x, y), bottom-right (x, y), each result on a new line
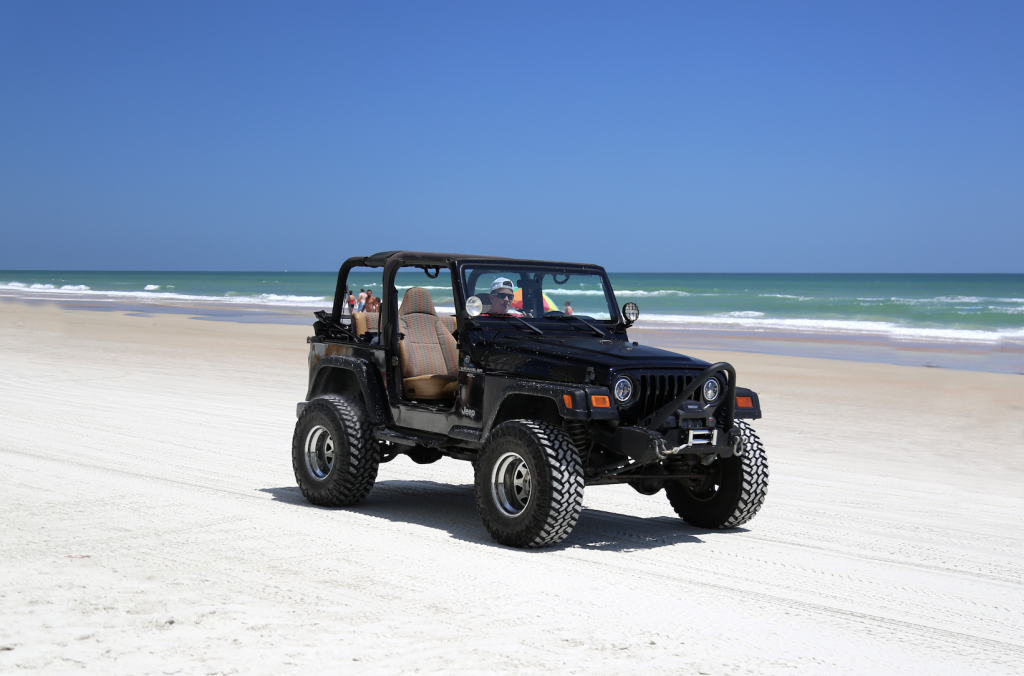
top-left (1, 301), bottom-right (1022, 675)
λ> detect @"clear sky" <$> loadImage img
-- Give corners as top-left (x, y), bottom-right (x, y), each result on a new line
top-left (1, 1), bottom-right (1022, 272)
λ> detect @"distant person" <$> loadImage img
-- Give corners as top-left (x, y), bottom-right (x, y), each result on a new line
top-left (365, 291), bottom-right (379, 313)
top-left (357, 289), bottom-right (367, 312)
top-left (348, 290), bottom-right (356, 314)
top-left (564, 300), bottom-right (573, 315)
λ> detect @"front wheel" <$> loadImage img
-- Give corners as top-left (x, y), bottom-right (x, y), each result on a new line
top-left (665, 420), bottom-right (768, 528)
top-left (474, 420), bottom-right (584, 548)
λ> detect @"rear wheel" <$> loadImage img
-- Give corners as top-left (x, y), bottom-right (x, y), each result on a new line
top-left (292, 396), bottom-right (380, 506)
top-left (665, 420), bottom-right (768, 528)
top-left (475, 420), bottom-right (584, 548)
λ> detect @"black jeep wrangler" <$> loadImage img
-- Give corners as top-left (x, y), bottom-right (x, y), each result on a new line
top-left (295, 251), bottom-right (768, 548)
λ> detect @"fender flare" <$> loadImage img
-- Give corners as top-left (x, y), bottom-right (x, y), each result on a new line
top-left (480, 380), bottom-right (616, 440)
top-left (733, 387), bottom-right (762, 420)
top-left (305, 355), bottom-right (391, 425)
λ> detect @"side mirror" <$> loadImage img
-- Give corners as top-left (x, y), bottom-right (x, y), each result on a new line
top-left (622, 302), bottom-right (640, 326)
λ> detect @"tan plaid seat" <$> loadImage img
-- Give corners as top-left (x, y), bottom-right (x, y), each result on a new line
top-left (353, 312), bottom-right (379, 337)
top-left (398, 288), bottom-right (458, 400)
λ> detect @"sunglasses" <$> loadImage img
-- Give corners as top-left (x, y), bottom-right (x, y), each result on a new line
top-left (494, 292), bottom-right (514, 301)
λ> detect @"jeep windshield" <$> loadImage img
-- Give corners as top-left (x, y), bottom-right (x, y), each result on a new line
top-left (459, 264), bottom-right (619, 324)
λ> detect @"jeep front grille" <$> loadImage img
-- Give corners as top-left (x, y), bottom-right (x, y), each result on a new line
top-left (618, 371), bottom-right (702, 426)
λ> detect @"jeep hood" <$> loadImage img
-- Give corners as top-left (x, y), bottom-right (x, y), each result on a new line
top-left (479, 334), bottom-right (709, 378)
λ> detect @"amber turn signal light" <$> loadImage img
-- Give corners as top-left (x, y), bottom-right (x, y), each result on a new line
top-left (563, 394), bottom-right (574, 409)
top-left (736, 396), bottom-right (753, 409)
top-left (591, 395), bottom-right (611, 408)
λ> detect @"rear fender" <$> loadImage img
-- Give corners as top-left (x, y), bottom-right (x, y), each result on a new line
top-left (304, 356), bottom-right (391, 425)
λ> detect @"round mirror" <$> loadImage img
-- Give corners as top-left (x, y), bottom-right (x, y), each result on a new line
top-left (622, 302), bottom-right (640, 323)
top-left (466, 296), bottom-right (483, 317)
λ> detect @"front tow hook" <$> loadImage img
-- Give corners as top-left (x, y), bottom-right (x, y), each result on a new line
top-left (728, 426), bottom-right (744, 457)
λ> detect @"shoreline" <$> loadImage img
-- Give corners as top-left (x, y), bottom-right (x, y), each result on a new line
top-left (3, 295), bottom-right (1023, 375)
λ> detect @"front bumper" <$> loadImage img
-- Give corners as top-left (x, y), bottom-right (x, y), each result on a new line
top-left (596, 424), bottom-right (742, 466)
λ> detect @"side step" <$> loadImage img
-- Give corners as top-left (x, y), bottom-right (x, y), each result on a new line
top-left (373, 427), bottom-right (448, 448)
top-left (447, 425), bottom-right (482, 442)
top-left (374, 425), bottom-right (483, 449)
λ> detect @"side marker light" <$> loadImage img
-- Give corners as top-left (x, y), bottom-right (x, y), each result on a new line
top-left (591, 395), bottom-right (611, 408)
top-left (736, 396), bottom-right (753, 409)
top-left (563, 394), bottom-right (574, 409)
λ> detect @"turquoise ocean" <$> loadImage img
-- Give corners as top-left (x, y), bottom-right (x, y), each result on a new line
top-left (2, 271), bottom-right (1022, 346)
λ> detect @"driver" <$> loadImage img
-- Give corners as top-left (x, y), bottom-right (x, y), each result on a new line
top-left (484, 277), bottom-right (525, 316)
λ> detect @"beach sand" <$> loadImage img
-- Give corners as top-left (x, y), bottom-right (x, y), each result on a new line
top-left (1, 300), bottom-right (1022, 674)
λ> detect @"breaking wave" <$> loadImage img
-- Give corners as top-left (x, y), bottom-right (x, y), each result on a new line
top-left (633, 313), bottom-right (1024, 344)
top-left (0, 282), bottom-right (329, 307)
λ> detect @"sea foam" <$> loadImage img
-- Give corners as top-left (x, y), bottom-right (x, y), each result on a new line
top-left (634, 313), bottom-right (1023, 344)
top-left (0, 282), bottom-right (329, 308)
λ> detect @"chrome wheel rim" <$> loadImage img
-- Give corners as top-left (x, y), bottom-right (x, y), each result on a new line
top-left (490, 451), bottom-right (532, 518)
top-left (304, 425), bottom-right (335, 480)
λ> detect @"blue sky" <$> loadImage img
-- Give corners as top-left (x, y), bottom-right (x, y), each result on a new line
top-left (1, 1), bottom-right (1021, 272)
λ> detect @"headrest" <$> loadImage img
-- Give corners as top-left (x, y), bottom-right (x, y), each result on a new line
top-left (399, 287), bottom-right (437, 316)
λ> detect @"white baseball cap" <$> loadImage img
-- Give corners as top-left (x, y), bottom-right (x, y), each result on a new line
top-left (490, 277), bottom-right (514, 293)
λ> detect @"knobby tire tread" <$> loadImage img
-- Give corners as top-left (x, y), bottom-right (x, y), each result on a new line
top-left (721, 420), bottom-right (769, 528)
top-left (665, 419), bottom-right (769, 528)
top-left (292, 395), bottom-right (380, 507)
top-left (476, 420), bottom-right (584, 548)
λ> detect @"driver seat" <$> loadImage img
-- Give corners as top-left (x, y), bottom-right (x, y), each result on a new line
top-left (397, 287), bottom-right (459, 400)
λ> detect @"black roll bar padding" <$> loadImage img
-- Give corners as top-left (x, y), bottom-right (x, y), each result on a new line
top-left (641, 362), bottom-right (737, 432)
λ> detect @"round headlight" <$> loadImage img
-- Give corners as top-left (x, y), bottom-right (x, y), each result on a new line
top-left (613, 376), bottom-right (633, 403)
top-left (702, 378), bottom-right (721, 402)
top-left (622, 302), bottom-right (640, 323)
top-left (466, 296), bottom-right (483, 317)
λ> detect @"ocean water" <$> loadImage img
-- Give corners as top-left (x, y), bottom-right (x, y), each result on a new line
top-left (2, 270), bottom-right (1022, 346)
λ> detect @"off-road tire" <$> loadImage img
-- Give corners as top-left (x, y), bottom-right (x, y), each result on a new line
top-left (475, 420), bottom-right (584, 548)
top-left (292, 396), bottom-right (380, 507)
top-left (665, 420), bottom-right (768, 528)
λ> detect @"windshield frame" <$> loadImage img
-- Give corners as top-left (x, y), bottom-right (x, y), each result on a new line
top-left (455, 260), bottom-right (622, 326)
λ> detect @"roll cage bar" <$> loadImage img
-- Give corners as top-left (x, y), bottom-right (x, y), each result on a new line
top-left (330, 251), bottom-right (621, 325)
